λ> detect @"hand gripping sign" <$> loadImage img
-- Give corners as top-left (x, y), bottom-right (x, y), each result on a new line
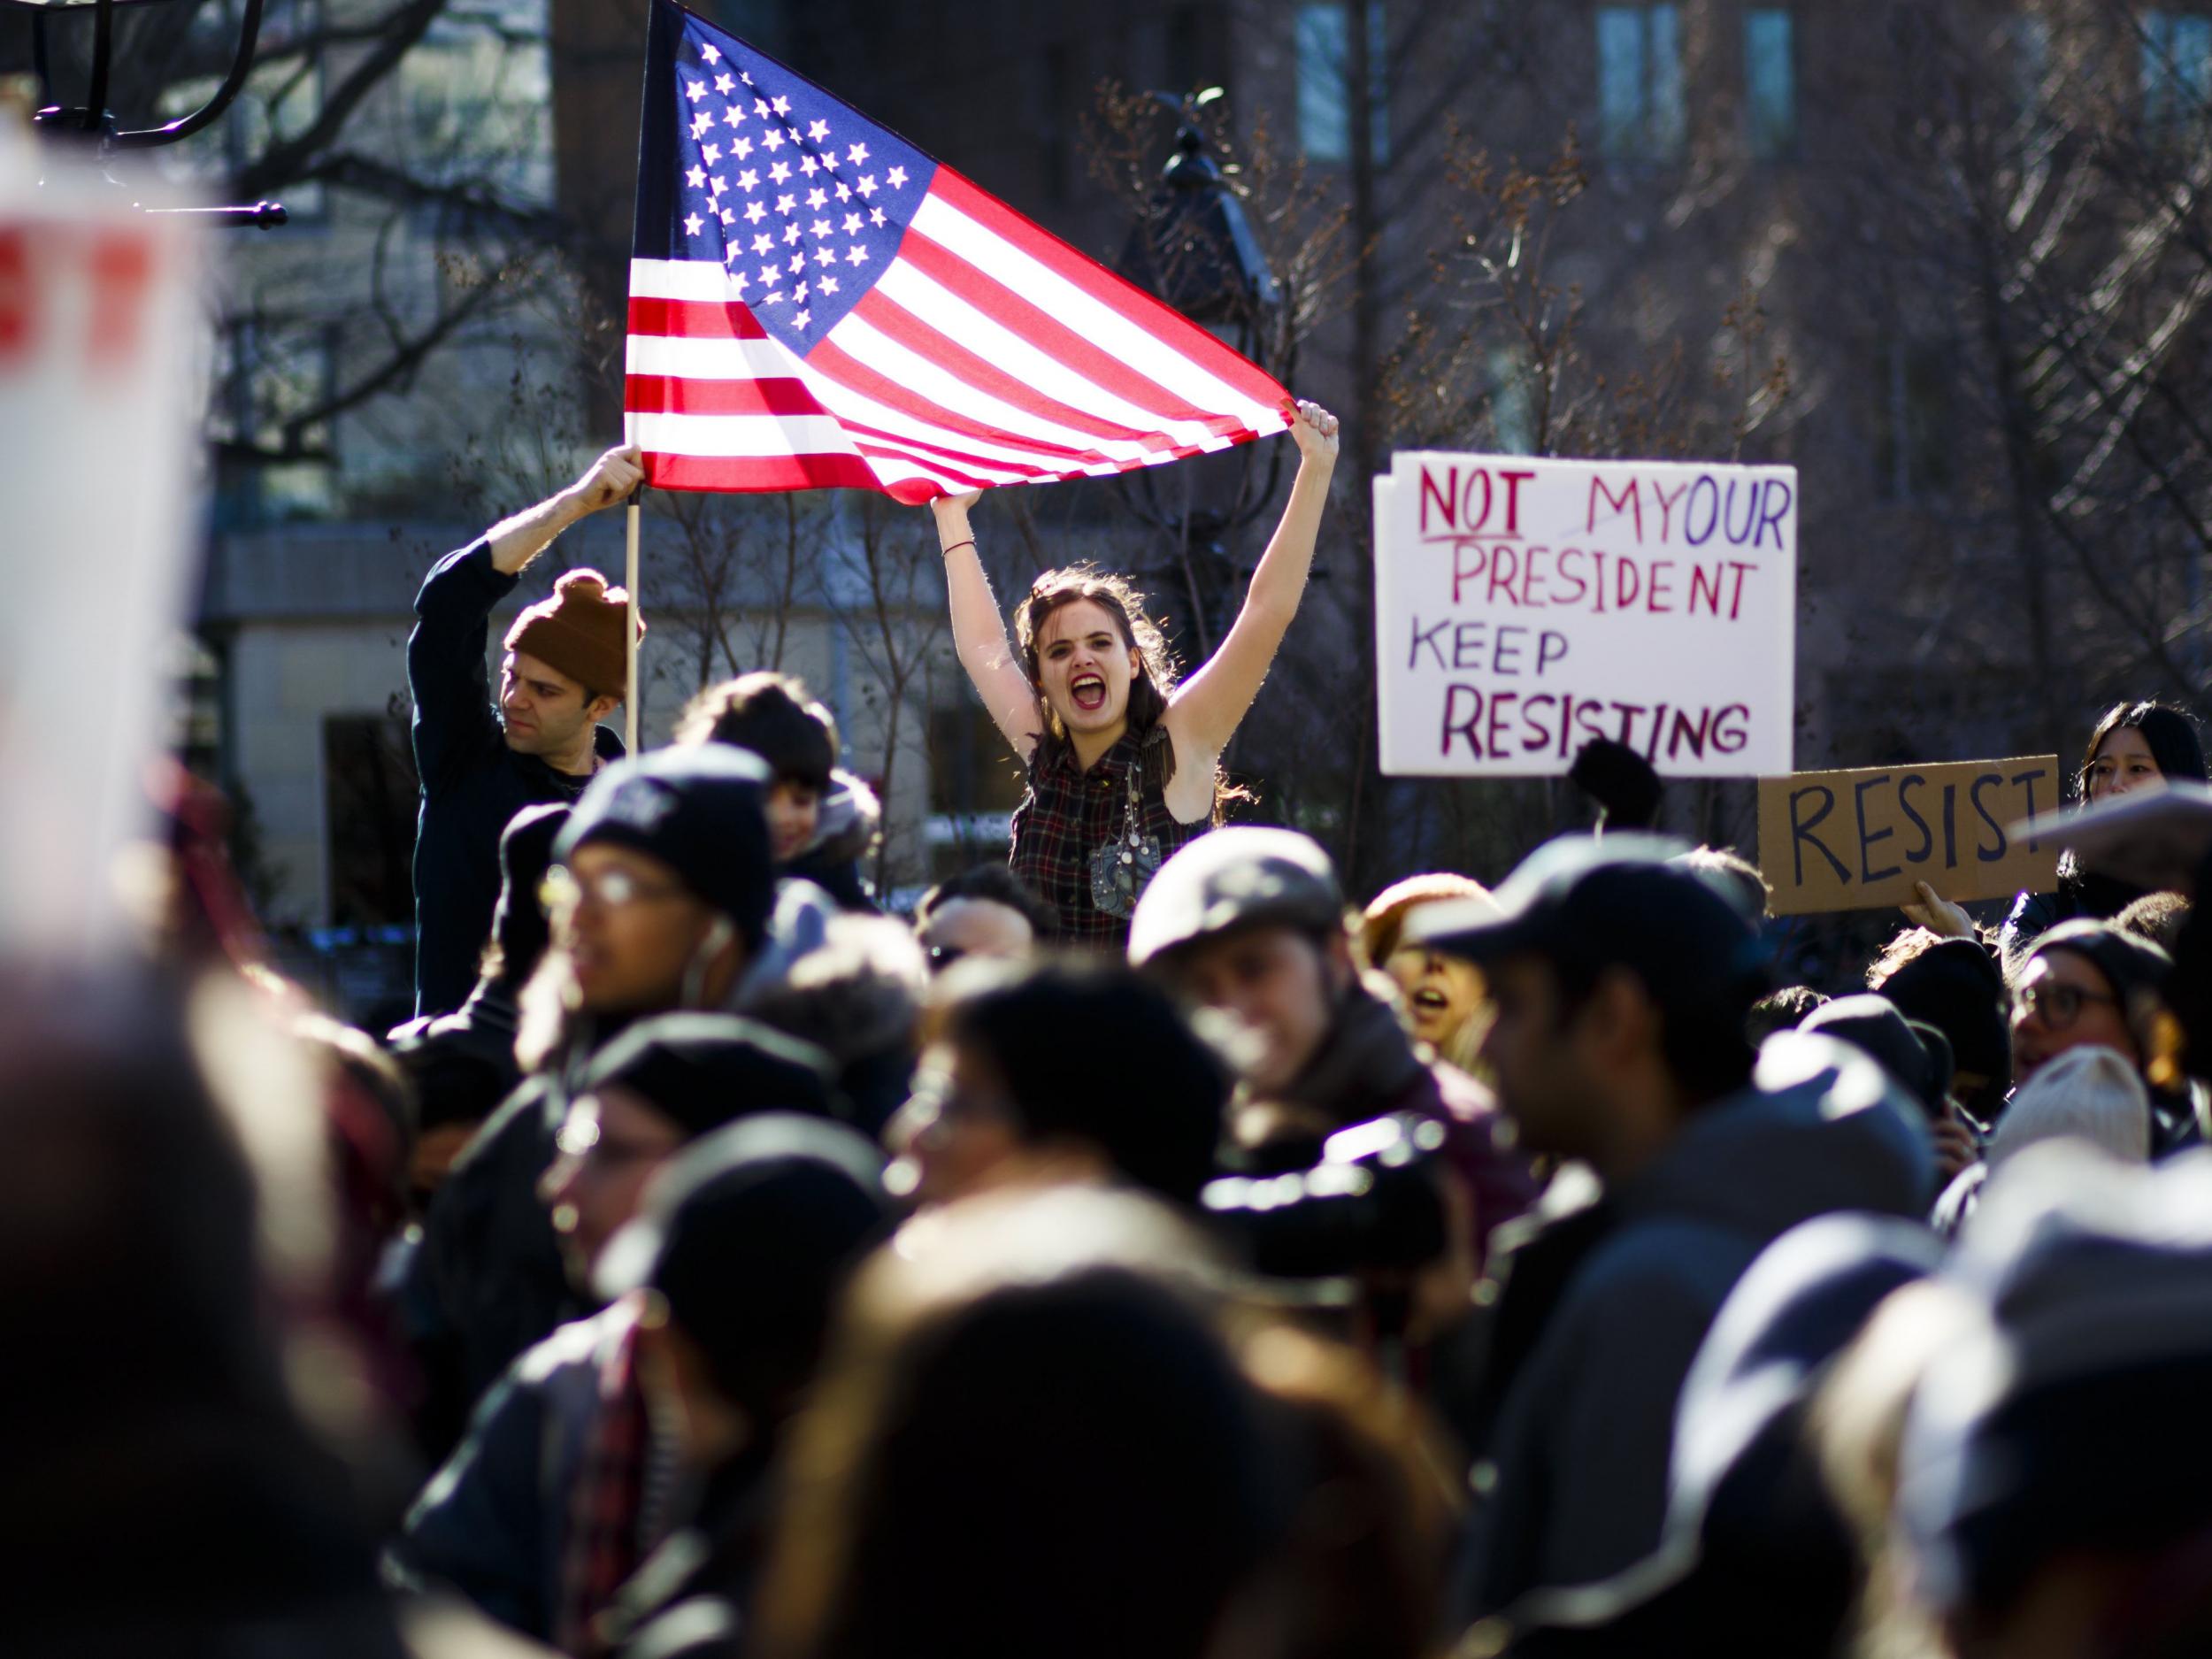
top-left (1372, 452), bottom-right (1797, 778)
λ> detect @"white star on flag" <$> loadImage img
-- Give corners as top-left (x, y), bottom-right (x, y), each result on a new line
top-left (632, 0), bottom-right (1292, 502)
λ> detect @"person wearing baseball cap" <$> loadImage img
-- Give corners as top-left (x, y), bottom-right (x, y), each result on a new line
top-left (1127, 827), bottom-right (1539, 1282)
top-left (1419, 834), bottom-right (1933, 1628)
top-left (409, 442), bottom-right (646, 1017)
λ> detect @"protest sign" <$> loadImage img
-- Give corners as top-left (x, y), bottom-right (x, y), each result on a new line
top-left (1373, 452), bottom-right (1797, 778)
top-left (1756, 756), bottom-right (2062, 916)
top-left (0, 141), bottom-right (198, 956)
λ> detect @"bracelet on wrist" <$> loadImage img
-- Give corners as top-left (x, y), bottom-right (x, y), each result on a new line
top-left (941, 537), bottom-right (975, 556)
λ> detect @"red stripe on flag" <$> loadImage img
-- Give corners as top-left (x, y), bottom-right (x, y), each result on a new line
top-left (624, 373), bottom-right (831, 418)
top-left (806, 334), bottom-right (1119, 468)
top-left (851, 441), bottom-right (1002, 494)
top-left (839, 419), bottom-right (1054, 479)
top-left (641, 449), bottom-right (884, 494)
top-left (626, 296), bottom-right (769, 340)
top-left (899, 229), bottom-right (1257, 440)
top-left (852, 288), bottom-right (1177, 451)
top-left (930, 168), bottom-right (1292, 414)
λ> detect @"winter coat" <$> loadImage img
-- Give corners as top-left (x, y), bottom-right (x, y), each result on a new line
top-left (410, 541), bottom-right (622, 1017)
top-left (391, 1302), bottom-right (634, 1642)
top-left (1455, 1031), bottom-right (1935, 1626)
top-left (407, 879), bottom-right (847, 1433)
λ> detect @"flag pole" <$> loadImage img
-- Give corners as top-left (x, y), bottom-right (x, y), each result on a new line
top-left (623, 408), bottom-right (642, 754)
top-left (624, 490), bottom-right (641, 753)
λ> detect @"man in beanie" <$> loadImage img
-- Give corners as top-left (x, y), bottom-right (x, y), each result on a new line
top-left (1417, 834), bottom-right (1933, 1632)
top-left (589, 1116), bottom-right (889, 1656)
top-left (411, 745), bottom-right (790, 1426)
top-left (410, 442), bottom-right (645, 1016)
top-left (393, 1017), bottom-right (841, 1648)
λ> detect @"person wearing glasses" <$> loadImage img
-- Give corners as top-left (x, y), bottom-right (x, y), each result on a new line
top-left (411, 746), bottom-right (804, 1439)
top-left (2008, 918), bottom-right (2202, 1154)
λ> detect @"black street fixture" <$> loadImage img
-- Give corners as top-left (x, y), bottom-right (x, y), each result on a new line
top-left (11, 0), bottom-right (286, 225)
top-left (1114, 88), bottom-right (1287, 661)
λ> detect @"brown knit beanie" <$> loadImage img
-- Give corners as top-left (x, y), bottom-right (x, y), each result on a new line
top-left (503, 569), bottom-right (643, 701)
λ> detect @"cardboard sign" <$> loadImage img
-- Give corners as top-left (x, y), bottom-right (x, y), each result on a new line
top-left (1757, 757), bottom-right (2062, 916)
top-left (1372, 451), bottom-right (1797, 777)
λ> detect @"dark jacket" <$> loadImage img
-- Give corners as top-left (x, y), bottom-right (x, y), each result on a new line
top-left (391, 1302), bottom-right (633, 1641)
top-left (411, 541), bottom-right (621, 1016)
top-left (1262, 981), bottom-right (1542, 1269)
top-left (1456, 1032), bottom-right (1934, 1628)
top-left (408, 1072), bottom-right (580, 1438)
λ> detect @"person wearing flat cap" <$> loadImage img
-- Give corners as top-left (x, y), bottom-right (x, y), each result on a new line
top-left (394, 1018), bottom-right (845, 1651)
top-left (1127, 826), bottom-right (1539, 1283)
top-left (409, 442), bottom-right (646, 1017)
top-left (1416, 834), bottom-right (1934, 1636)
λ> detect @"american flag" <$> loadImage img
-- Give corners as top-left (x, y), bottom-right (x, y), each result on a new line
top-left (627, 0), bottom-right (1293, 503)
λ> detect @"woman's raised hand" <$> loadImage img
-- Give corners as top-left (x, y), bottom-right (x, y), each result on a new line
top-left (1289, 399), bottom-right (1340, 465)
top-left (931, 489), bottom-right (984, 535)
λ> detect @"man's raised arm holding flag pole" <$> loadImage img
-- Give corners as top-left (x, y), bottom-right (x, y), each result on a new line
top-left (405, 443), bottom-right (644, 1018)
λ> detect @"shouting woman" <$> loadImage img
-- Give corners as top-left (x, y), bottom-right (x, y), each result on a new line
top-left (933, 401), bottom-right (1340, 948)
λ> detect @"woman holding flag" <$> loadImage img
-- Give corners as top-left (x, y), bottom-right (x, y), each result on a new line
top-left (933, 400), bottom-right (1340, 948)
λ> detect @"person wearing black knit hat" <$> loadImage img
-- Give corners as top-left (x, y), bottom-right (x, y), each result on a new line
top-left (535, 744), bottom-right (779, 1029)
top-left (586, 1116), bottom-right (890, 1658)
top-left (539, 1012), bottom-right (840, 1290)
top-left (1868, 933), bottom-right (2011, 1119)
top-left (397, 1015), bottom-right (841, 1647)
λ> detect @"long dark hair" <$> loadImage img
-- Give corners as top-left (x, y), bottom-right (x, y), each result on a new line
top-left (1012, 565), bottom-right (1243, 818)
top-left (2078, 700), bottom-right (2208, 798)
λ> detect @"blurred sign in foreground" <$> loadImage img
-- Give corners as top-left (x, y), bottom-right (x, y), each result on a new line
top-left (1372, 451), bottom-right (1797, 778)
top-left (0, 136), bottom-right (198, 955)
top-left (1758, 756), bottom-right (2062, 916)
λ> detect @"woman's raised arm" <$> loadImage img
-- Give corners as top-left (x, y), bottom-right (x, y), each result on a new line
top-left (1165, 402), bottom-right (1340, 759)
top-left (933, 491), bottom-right (1042, 758)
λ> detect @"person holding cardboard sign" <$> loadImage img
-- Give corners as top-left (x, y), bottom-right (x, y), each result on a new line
top-left (1903, 701), bottom-right (2206, 960)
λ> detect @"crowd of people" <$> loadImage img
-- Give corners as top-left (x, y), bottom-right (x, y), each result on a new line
top-left (19, 427), bottom-right (2212, 1659)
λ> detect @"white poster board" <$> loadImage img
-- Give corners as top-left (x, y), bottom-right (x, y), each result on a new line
top-left (0, 144), bottom-right (199, 956)
top-left (1373, 452), bottom-right (1796, 778)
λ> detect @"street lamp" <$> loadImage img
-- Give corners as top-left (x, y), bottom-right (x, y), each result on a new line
top-left (1114, 88), bottom-right (1287, 661)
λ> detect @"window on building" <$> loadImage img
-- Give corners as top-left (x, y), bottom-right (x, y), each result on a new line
top-left (1876, 340), bottom-right (1952, 502)
top-left (1743, 8), bottom-right (1796, 159)
top-left (2142, 10), bottom-right (2212, 137)
top-left (1296, 3), bottom-right (1389, 165)
top-left (324, 711), bottom-right (419, 930)
top-left (1595, 4), bottom-right (1686, 164)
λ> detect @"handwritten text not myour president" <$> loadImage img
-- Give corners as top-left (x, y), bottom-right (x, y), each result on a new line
top-left (1372, 451), bottom-right (1798, 779)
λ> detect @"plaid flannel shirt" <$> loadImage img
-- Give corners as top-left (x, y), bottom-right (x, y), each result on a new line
top-left (1010, 723), bottom-right (1209, 950)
